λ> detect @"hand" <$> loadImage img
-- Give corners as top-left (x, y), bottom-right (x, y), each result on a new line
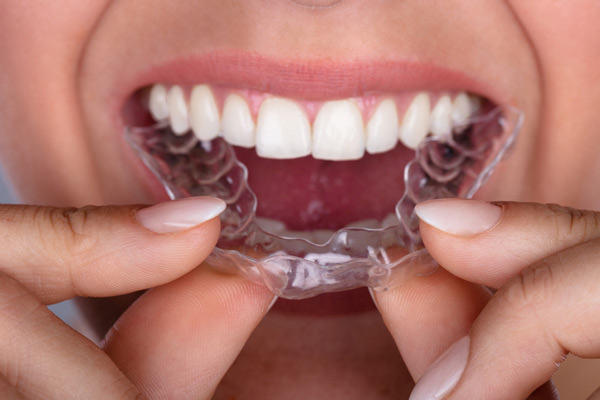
top-left (371, 199), bottom-right (600, 399)
top-left (0, 197), bottom-right (274, 400)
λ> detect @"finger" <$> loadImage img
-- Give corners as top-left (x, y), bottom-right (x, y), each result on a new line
top-left (0, 272), bottom-right (142, 399)
top-left (103, 265), bottom-right (275, 400)
top-left (410, 239), bottom-right (600, 400)
top-left (0, 196), bottom-right (224, 303)
top-left (371, 268), bottom-right (491, 380)
top-left (415, 199), bottom-right (600, 288)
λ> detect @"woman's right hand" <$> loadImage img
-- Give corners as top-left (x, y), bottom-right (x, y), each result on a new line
top-left (0, 197), bottom-right (274, 399)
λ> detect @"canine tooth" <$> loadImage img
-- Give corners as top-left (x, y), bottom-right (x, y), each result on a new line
top-left (189, 85), bottom-right (220, 141)
top-left (256, 98), bottom-right (311, 159)
top-left (167, 85), bottom-right (190, 135)
top-left (399, 93), bottom-right (431, 149)
top-left (149, 84), bottom-right (169, 121)
top-left (430, 95), bottom-right (453, 138)
top-left (222, 94), bottom-right (256, 148)
top-left (451, 92), bottom-right (471, 125)
top-left (366, 99), bottom-right (399, 154)
top-left (313, 100), bottom-right (365, 160)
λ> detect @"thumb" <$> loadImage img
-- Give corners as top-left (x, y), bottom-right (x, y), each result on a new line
top-left (0, 196), bottom-right (225, 303)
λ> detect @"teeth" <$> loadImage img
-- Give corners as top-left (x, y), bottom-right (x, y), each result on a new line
top-left (399, 93), bottom-right (431, 150)
top-left (149, 84), bottom-right (169, 121)
top-left (189, 85), bottom-right (220, 141)
top-left (167, 85), bottom-right (190, 135)
top-left (256, 98), bottom-right (312, 159)
top-left (366, 99), bottom-right (399, 154)
top-left (147, 84), bottom-right (485, 158)
top-left (313, 100), bottom-right (365, 161)
top-left (222, 94), bottom-right (256, 148)
top-left (430, 95), bottom-right (453, 138)
top-left (451, 92), bottom-right (472, 125)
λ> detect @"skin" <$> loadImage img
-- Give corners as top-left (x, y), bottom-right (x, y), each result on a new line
top-left (0, 0), bottom-right (599, 398)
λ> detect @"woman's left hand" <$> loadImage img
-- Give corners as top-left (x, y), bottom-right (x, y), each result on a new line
top-left (372, 199), bottom-right (600, 400)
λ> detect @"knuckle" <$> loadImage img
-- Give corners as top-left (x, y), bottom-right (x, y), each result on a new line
top-left (545, 203), bottom-right (600, 242)
top-left (44, 206), bottom-right (100, 259)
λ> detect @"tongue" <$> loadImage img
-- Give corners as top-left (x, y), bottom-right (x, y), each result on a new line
top-left (234, 145), bottom-right (413, 231)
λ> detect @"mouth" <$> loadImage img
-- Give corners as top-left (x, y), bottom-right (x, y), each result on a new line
top-left (121, 54), bottom-right (522, 300)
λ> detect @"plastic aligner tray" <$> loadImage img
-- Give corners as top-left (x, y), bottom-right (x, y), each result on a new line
top-left (126, 106), bottom-right (523, 299)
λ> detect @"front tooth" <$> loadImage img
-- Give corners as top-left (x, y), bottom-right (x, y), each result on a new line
top-left (167, 85), bottom-right (190, 135)
top-left (430, 95), bottom-right (453, 138)
top-left (313, 100), bottom-right (365, 161)
top-left (256, 97), bottom-right (311, 159)
top-left (451, 92), bottom-right (471, 126)
top-left (222, 94), bottom-right (256, 148)
top-left (399, 93), bottom-right (431, 149)
top-left (189, 85), bottom-right (220, 141)
top-left (149, 84), bottom-right (169, 121)
top-left (366, 99), bottom-right (399, 154)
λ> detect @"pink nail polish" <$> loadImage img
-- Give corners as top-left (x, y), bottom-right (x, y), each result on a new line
top-left (137, 196), bottom-right (226, 234)
top-left (410, 336), bottom-right (471, 400)
top-left (415, 199), bottom-right (502, 236)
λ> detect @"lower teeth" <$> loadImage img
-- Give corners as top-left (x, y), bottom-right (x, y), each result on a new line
top-left (126, 106), bottom-right (523, 299)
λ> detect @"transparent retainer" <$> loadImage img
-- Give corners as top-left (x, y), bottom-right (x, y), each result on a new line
top-left (126, 105), bottom-right (523, 299)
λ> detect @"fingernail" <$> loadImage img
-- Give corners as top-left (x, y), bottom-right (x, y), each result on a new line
top-left (415, 199), bottom-right (502, 236)
top-left (137, 196), bottom-right (226, 234)
top-left (410, 336), bottom-right (470, 400)
top-left (267, 295), bottom-right (279, 312)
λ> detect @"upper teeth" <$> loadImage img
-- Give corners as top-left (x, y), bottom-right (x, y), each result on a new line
top-left (147, 84), bottom-right (481, 160)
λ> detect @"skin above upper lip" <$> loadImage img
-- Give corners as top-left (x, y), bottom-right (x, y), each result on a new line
top-left (76, 0), bottom-right (541, 206)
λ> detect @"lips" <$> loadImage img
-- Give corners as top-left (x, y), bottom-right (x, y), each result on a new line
top-left (121, 52), bottom-right (497, 229)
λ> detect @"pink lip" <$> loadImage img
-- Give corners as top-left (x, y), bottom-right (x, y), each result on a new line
top-left (113, 50), bottom-right (505, 128)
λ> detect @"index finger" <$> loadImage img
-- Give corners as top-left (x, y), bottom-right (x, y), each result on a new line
top-left (415, 199), bottom-right (600, 288)
top-left (0, 197), bottom-right (224, 303)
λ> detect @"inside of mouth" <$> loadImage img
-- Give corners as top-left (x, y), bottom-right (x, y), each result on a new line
top-left (125, 102), bottom-right (522, 299)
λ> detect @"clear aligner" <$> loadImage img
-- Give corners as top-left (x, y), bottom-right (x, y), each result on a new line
top-left (126, 106), bottom-right (523, 299)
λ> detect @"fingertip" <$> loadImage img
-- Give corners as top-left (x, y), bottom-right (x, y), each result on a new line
top-left (136, 196), bottom-right (226, 234)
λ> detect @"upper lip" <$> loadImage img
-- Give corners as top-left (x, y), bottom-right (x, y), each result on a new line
top-left (112, 50), bottom-right (505, 130)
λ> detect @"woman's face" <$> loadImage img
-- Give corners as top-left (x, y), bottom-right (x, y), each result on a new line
top-left (2, 0), bottom-right (600, 211)
top-left (1, 1), bottom-right (599, 397)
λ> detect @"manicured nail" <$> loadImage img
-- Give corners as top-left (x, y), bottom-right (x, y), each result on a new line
top-left (410, 336), bottom-right (470, 400)
top-left (415, 199), bottom-right (502, 236)
top-left (137, 196), bottom-right (226, 233)
top-left (267, 295), bottom-right (279, 312)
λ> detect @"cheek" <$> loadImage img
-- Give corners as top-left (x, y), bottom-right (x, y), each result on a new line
top-left (0, 1), bottom-right (109, 205)
top-left (507, 1), bottom-right (600, 207)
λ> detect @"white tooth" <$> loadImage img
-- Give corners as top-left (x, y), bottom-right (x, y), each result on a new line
top-left (366, 99), bottom-right (399, 154)
top-left (256, 98), bottom-right (311, 159)
top-left (149, 84), bottom-right (169, 121)
top-left (381, 213), bottom-right (399, 228)
top-left (222, 94), bottom-right (256, 148)
top-left (430, 95), bottom-right (453, 138)
top-left (399, 93), bottom-right (431, 149)
top-left (255, 217), bottom-right (287, 234)
top-left (451, 92), bottom-right (471, 126)
top-left (469, 95), bottom-right (481, 115)
top-left (189, 84), bottom-right (220, 141)
top-left (346, 218), bottom-right (380, 229)
top-left (167, 85), bottom-right (190, 135)
top-left (313, 100), bottom-right (365, 161)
